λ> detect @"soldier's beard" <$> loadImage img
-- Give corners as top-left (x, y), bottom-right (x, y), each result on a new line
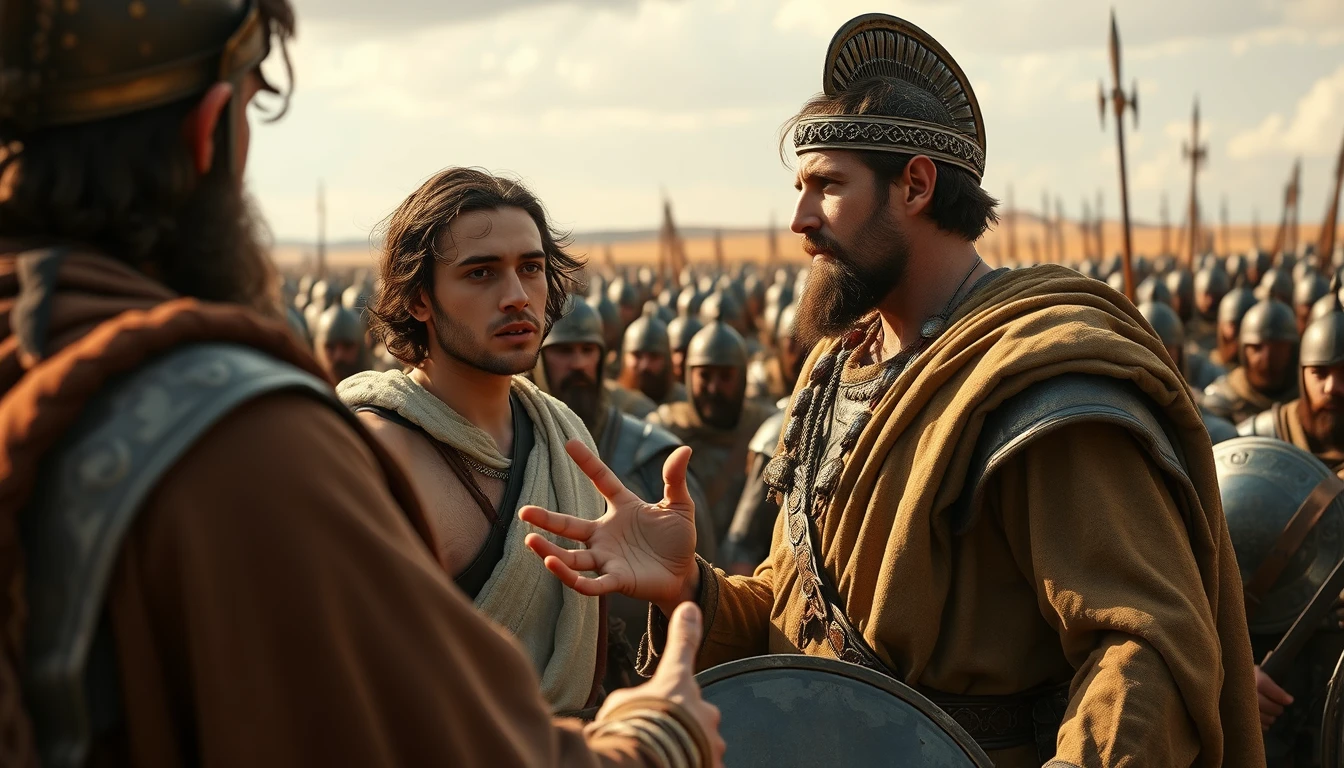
top-left (554, 369), bottom-right (601, 428)
top-left (429, 298), bottom-right (541, 377)
top-left (794, 208), bottom-right (908, 350)
top-left (1303, 397), bottom-right (1344, 450)
top-left (154, 166), bottom-right (279, 318)
top-left (620, 364), bottom-right (670, 403)
top-left (695, 390), bottom-right (743, 430)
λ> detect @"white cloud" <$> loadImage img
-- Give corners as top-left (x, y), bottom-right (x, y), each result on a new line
top-left (1227, 63), bottom-right (1344, 158)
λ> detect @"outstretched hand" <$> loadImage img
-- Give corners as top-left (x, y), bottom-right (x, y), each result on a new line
top-left (520, 439), bottom-right (699, 610)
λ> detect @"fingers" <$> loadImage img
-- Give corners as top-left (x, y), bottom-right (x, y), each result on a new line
top-left (540, 555), bottom-right (624, 597)
top-left (524, 533), bottom-right (600, 572)
top-left (1255, 667), bottom-right (1295, 707)
top-left (661, 445), bottom-right (694, 507)
top-left (518, 505), bottom-right (597, 541)
top-left (566, 439), bottom-right (637, 504)
top-left (656, 602), bottom-right (704, 680)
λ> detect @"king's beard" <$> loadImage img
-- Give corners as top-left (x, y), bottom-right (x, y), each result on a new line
top-left (150, 162), bottom-right (280, 319)
top-left (794, 204), bottom-right (909, 350)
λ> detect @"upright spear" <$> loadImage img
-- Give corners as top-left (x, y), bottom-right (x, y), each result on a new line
top-left (316, 180), bottom-right (327, 279)
top-left (1181, 99), bottom-right (1208, 267)
top-left (1317, 128), bottom-right (1344, 274)
top-left (1080, 198), bottom-right (1095, 260)
top-left (1160, 193), bottom-right (1171, 257)
top-left (1099, 9), bottom-right (1139, 300)
top-left (1220, 196), bottom-right (1231, 259)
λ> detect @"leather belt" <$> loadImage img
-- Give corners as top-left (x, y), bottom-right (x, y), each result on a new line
top-left (923, 684), bottom-right (1071, 752)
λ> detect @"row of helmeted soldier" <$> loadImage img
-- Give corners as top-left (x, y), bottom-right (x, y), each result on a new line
top-left (1076, 245), bottom-right (1344, 768)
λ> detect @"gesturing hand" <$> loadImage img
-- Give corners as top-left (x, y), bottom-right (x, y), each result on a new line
top-left (519, 439), bottom-right (699, 611)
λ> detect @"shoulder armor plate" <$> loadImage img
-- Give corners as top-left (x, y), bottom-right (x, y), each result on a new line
top-left (949, 373), bottom-right (1189, 534)
top-left (1237, 406), bottom-right (1281, 439)
top-left (600, 408), bottom-right (685, 483)
top-left (748, 409), bottom-right (787, 458)
top-left (21, 343), bottom-right (338, 768)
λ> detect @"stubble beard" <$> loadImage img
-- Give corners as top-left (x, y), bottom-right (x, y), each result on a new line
top-left (794, 204), bottom-right (910, 351)
top-left (429, 295), bottom-right (541, 377)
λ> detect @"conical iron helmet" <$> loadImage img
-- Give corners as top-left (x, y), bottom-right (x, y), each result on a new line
top-left (623, 302), bottom-right (671, 356)
top-left (667, 314), bottom-right (704, 353)
top-left (1138, 301), bottom-right (1184, 349)
top-left (1239, 299), bottom-right (1298, 346)
top-left (547, 295), bottom-right (606, 350)
top-left (685, 320), bottom-right (747, 371)
top-left (1135, 276), bottom-right (1172, 307)
top-left (1218, 280), bottom-right (1258, 327)
top-left (1301, 292), bottom-right (1344, 368)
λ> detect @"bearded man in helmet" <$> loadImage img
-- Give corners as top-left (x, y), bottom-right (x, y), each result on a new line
top-left (746, 303), bottom-right (807, 406)
top-left (647, 321), bottom-right (776, 549)
top-left (0, 5), bottom-right (723, 768)
top-left (1205, 299), bottom-right (1301, 424)
top-left (1238, 298), bottom-right (1344, 474)
top-left (314, 303), bottom-right (372, 382)
top-left (1213, 278), bottom-right (1258, 368)
top-left (618, 302), bottom-right (688, 406)
top-left (521, 13), bottom-right (1261, 766)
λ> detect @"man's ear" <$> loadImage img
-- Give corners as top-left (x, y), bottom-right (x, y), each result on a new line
top-left (409, 288), bottom-right (432, 323)
top-left (902, 155), bottom-right (938, 216)
top-left (184, 83), bottom-right (234, 176)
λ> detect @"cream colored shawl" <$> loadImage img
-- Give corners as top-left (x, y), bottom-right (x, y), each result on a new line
top-left (337, 370), bottom-right (603, 712)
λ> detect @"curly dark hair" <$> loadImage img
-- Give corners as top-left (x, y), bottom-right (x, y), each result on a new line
top-left (367, 167), bottom-right (586, 367)
top-left (781, 76), bottom-right (999, 242)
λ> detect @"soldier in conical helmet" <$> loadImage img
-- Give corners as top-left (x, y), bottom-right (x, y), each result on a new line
top-left (314, 304), bottom-right (371, 382)
top-left (667, 313), bottom-right (703, 385)
top-left (1139, 301), bottom-right (1227, 394)
top-left (1214, 278), bottom-right (1259, 368)
top-left (1261, 267), bottom-right (1295, 306)
top-left (1166, 268), bottom-right (1194, 320)
top-left (1239, 293), bottom-right (1344, 474)
top-left (1205, 299), bottom-right (1301, 423)
top-left (648, 320), bottom-right (775, 548)
top-left (619, 302), bottom-right (686, 406)
top-left (1294, 270), bottom-right (1331, 335)
top-left (746, 303), bottom-right (807, 405)
top-left (606, 275), bottom-right (640, 336)
top-left (1190, 263), bottom-right (1230, 354)
top-left (1135, 275), bottom-right (1172, 307)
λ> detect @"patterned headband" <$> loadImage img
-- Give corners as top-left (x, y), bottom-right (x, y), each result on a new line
top-left (798, 14), bottom-right (987, 182)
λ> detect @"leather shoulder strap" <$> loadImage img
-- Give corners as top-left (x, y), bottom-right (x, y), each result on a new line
top-left (949, 372), bottom-right (1190, 533)
top-left (21, 342), bottom-right (338, 768)
top-left (353, 404), bottom-right (496, 525)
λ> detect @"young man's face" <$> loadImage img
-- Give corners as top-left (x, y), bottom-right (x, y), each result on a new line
top-left (414, 207), bottom-right (547, 376)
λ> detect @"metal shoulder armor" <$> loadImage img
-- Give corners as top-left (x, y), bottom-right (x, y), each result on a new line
top-left (22, 342), bottom-right (339, 768)
top-left (950, 372), bottom-right (1189, 533)
top-left (600, 408), bottom-right (685, 482)
top-left (1237, 406), bottom-right (1282, 439)
top-left (748, 409), bottom-right (787, 459)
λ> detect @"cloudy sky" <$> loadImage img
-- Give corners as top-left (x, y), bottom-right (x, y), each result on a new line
top-left (248, 0), bottom-right (1344, 242)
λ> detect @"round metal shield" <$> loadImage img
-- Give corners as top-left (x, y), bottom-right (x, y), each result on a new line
top-left (1214, 436), bottom-right (1344, 634)
top-left (696, 655), bottom-right (991, 767)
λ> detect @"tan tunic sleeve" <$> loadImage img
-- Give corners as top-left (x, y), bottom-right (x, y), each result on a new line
top-left (106, 392), bottom-right (652, 768)
top-left (990, 421), bottom-right (1209, 767)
